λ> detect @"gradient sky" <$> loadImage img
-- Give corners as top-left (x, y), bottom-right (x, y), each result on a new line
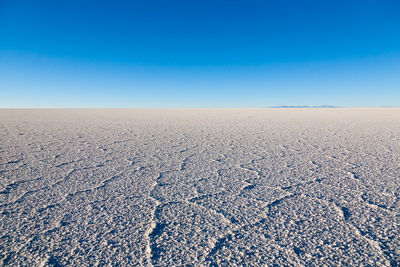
top-left (1, 0), bottom-right (399, 108)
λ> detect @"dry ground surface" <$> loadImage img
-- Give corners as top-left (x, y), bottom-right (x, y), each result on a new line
top-left (0, 108), bottom-right (399, 266)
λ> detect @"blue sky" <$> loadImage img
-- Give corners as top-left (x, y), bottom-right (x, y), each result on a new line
top-left (1, 0), bottom-right (399, 108)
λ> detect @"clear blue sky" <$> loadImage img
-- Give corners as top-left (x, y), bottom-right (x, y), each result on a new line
top-left (1, 0), bottom-right (399, 108)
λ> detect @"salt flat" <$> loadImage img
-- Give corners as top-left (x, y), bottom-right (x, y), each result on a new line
top-left (0, 108), bottom-right (399, 266)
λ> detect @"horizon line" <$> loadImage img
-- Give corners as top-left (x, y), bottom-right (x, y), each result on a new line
top-left (1, 106), bottom-right (399, 110)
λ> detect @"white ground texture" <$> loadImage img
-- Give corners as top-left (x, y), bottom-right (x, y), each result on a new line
top-left (0, 109), bottom-right (399, 266)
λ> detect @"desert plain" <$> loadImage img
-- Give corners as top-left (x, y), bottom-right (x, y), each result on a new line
top-left (0, 108), bottom-right (399, 266)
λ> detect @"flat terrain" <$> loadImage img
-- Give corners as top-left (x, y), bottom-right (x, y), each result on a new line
top-left (0, 109), bottom-right (399, 266)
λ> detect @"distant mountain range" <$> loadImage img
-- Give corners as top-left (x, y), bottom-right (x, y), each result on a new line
top-left (270, 105), bottom-right (337, 108)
